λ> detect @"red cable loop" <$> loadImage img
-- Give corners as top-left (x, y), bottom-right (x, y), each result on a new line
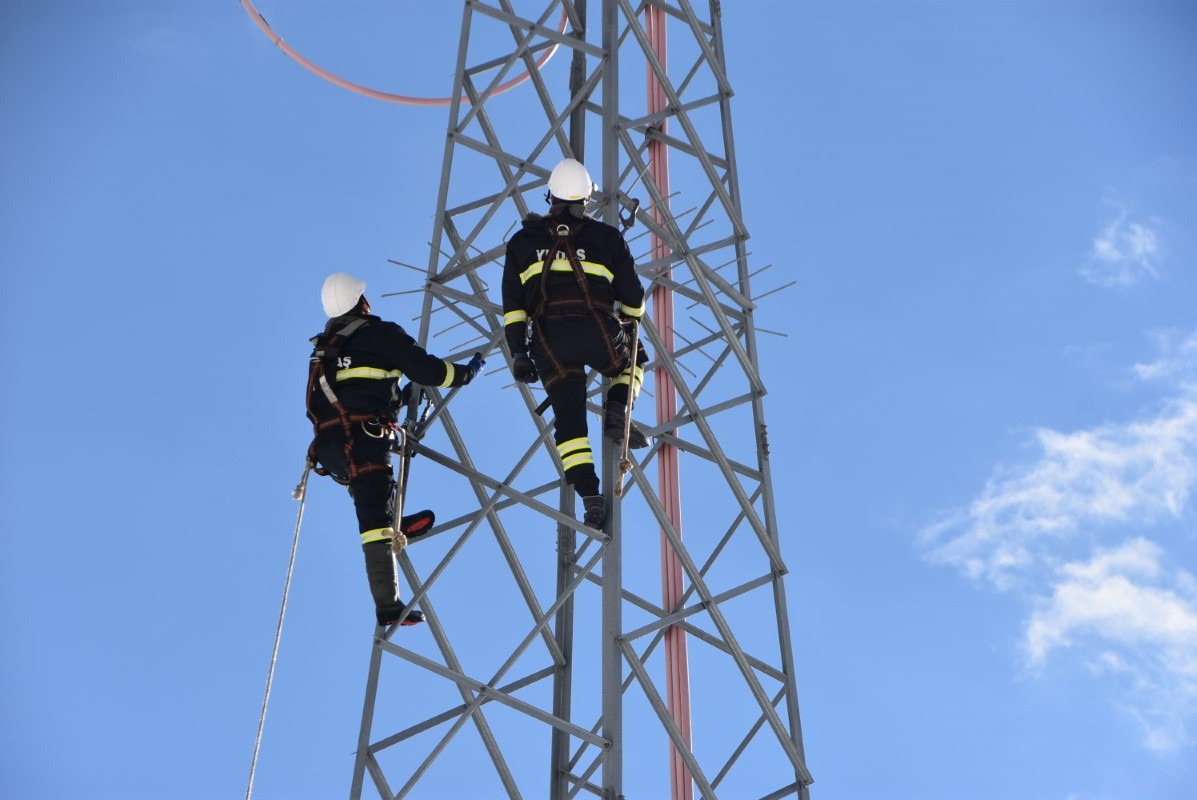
top-left (239, 1), bottom-right (567, 106)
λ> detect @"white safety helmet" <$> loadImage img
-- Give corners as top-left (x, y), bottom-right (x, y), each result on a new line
top-left (321, 272), bottom-right (366, 317)
top-left (547, 158), bottom-right (594, 202)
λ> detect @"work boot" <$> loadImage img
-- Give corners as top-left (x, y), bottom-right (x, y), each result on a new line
top-left (604, 405), bottom-right (648, 449)
top-left (399, 509), bottom-right (435, 545)
top-left (376, 602), bottom-right (425, 628)
top-left (362, 541), bottom-right (424, 627)
top-left (582, 495), bottom-right (606, 529)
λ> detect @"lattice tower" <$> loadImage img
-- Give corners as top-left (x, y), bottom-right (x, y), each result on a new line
top-left (348, 3), bottom-right (812, 798)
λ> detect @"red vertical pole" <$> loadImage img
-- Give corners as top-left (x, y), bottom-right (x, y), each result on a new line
top-left (645, 8), bottom-right (693, 800)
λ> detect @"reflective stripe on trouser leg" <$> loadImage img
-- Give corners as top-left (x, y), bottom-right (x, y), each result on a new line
top-left (542, 371), bottom-right (599, 497)
top-left (556, 436), bottom-right (598, 496)
top-left (557, 436), bottom-right (594, 476)
top-left (609, 364), bottom-right (644, 404)
top-left (361, 527), bottom-right (393, 545)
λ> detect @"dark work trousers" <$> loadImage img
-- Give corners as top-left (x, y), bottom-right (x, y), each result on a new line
top-left (315, 420), bottom-right (396, 538)
top-left (531, 316), bottom-right (647, 498)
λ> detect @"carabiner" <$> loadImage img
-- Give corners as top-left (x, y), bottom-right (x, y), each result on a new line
top-left (360, 418), bottom-right (392, 439)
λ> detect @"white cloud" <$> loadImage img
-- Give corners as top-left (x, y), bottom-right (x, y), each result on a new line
top-left (1079, 202), bottom-right (1163, 287)
top-left (922, 334), bottom-right (1197, 750)
top-left (1133, 328), bottom-right (1197, 383)
top-left (1025, 539), bottom-right (1197, 752)
top-left (921, 394), bottom-right (1197, 587)
top-left (1026, 539), bottom-right (1197, 662)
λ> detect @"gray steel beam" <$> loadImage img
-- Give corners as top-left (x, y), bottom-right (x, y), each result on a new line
top-left (598, 0), bottom-right (624, 792)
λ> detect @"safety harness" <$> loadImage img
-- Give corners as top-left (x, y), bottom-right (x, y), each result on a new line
top-left (305, 316), bottom-right (392, 485)
top-left (529, 212), bottom-right (627, 385)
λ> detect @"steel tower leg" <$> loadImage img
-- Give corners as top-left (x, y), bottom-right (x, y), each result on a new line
top-left (349, 632), bottom-right (385, 800)
top-left (707, 9), bottom-right (811, 795)
top-left (550, 487), bottom-right (577, 800)
top-left (599, 2), bottom-right (624, 797)
top-left (348, 2), bottom-right (813, 798)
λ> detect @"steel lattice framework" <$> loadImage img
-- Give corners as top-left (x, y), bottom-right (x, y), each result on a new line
top-left (349, 2), bottom-right (811, 798)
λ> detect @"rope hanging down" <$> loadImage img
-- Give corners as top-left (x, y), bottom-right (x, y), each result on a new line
top-left (244, 385), bottom-right (440, 797)
top-left (389, 425), bottom-right (410, 554)
top-left (614, 318), bottom-right (640, 498)
top-left (244, 460), bottom-right (312, 800)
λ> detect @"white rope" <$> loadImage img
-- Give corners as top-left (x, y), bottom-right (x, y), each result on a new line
top-left (615, 319), bottom-right (641, 498)
top-left (245, 461), bottom-right (312, 800)
top-left (390, 427), bottom-right (408, 555)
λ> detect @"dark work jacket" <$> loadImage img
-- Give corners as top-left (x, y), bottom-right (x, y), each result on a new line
top-left (502, 206), bottom-right (646, 356)
top-left (310, 313), bottom-right (467, 419)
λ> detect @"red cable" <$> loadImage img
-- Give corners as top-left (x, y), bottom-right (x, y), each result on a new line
top-left (239, 1), bottom-right (566, 106)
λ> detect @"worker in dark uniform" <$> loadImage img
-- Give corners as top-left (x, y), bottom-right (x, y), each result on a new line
top-left (501, 158), bottom-right (649, 529)
top-left (307, 272), bottom-right (483, 627)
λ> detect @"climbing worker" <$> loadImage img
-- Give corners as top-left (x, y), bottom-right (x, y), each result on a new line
top-left (501, 157), bottom-right (649, 530)
top-left (306, 272), bottom-right (484, 627)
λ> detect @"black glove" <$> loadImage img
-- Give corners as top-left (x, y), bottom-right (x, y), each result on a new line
top-left (398, 381), bottom-right (418, 407)
top-left (512, 353), bottom-right (539, 384)
top-left (454, 352), bottom-right (485, 386)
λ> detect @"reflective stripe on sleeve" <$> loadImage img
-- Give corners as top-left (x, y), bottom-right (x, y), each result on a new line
top-left (618, 300), bottom-right (645, 318)
top-left (439, 361), bottom-right (456, 388)
top-left (504, 309), bottom-right (528, 326)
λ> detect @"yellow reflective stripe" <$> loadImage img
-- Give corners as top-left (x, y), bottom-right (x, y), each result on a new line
top-left (611, 366), bottom-right (644, 386)
top-left (561, 452), bottom-right (595, 470)
top-left (360, 527), bottom-right (393, 545)
top-left (557, 437), bottom-right (593, 470)
top-left (554, 260), bottom-right (614, 282)
top-left (519, 263), bottom-right (544, 284)
top-left (556, 437), bottom-right (590, 456)
top-left (504, 309), bottom-right (528, 326)
top-left (440, 361), bottom-right (456, 388)
top-left (619, 300), bottom-right (645, 318)
top-left (337, 367), bottom-right (403, 381)
top-left (519, 260), bottom-right (615, 284)
top-left (612, 366), bottom-right (645, 401)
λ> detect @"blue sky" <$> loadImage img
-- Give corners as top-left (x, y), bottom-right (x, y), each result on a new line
top-left (2, 2), bottom-right (1196, 799)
